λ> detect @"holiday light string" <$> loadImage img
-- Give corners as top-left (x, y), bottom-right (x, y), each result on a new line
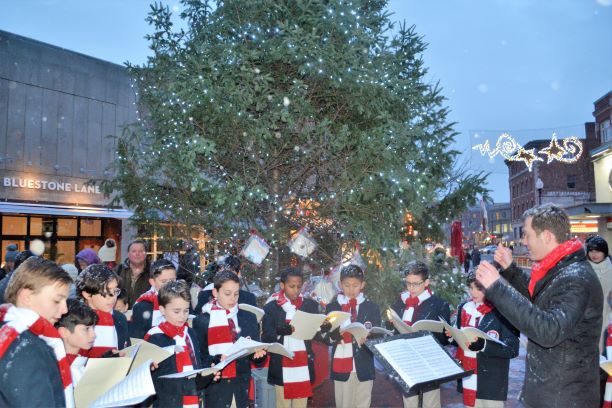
top-left (472, 133), bottom-right (583, 171)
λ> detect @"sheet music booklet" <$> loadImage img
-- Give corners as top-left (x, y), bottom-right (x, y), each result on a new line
top-left (366, 332), bottom-right (470, 397)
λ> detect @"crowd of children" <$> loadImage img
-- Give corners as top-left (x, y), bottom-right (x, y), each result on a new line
top-left (3, 240), bottom-right (608, 408)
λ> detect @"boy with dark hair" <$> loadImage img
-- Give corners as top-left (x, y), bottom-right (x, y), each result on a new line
top-left (391, 261), bottom-right (451, 408)
top-left (130, 258), bottom-right (177, 339)
top-left (325, 264), bottom-right (380, 408)
top-left (452, 272), bottom-right (519, 408)
top-left (194, 255), bottom-right (256, 314)
top-left (56, 299), bottom-right (98, 385)
top-left (0, 257), bottom-right (73, 407)
top-left (76, 264), bottom-right (130, 357)
top-left (146, 280), bottom-right (206, 407)
top-left (262, 267), bottom-right (329, 408)
top-left (193, 270), bottom-right (266, 407)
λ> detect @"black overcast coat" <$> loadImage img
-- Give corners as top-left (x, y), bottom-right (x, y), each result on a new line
top-left (486, 250), bottom-right (603, 408)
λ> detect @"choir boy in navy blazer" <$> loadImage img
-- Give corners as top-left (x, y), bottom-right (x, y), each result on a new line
top-left (391, 261), bottom-right (451, 408)
top-left (262, 267), bottom-right (330, 408)
top-left (146, 280), bottom-right (210, 408)
top-left (452, 272), bottom-right (519, 408)
top-left (324, 264), bottom-right (381, 408)
top-left (192, 271), bottom-right (267, 408)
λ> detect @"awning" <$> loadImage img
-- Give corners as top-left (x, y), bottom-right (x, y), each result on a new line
top-left (0, 202), bottom-right (133, 219)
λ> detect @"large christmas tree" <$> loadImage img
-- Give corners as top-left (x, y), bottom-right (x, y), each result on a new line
top-left (102, 0), bottom-right (486, 296)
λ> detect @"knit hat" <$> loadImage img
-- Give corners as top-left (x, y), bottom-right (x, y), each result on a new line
top-left (98, 239), bottom-right (117, 263)
top-left (76, 248), bottom-right (101, 266)
top-left (61, 264), bottom-right (79, 281)
top-left (586, 235), bottom-right (609, 258)
top-left (5, 244), bottom-right (18, 263)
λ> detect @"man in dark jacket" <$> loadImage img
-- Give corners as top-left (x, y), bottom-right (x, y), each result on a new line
top-left (115, 239), bottom-right (151, 306)
top-left (476, 204), bottom-right (603, 408)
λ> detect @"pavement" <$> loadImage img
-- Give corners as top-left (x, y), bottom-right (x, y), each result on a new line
top-left (308, 337), bottom-right (527, 408)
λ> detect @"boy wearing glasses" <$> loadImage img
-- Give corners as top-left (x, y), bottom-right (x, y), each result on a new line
top-left (390, 261), bottom-right (451, 408)
top-left (76, 264), bottom-right (130, 357)
top-left (130, 259), bottom-right (177, 339)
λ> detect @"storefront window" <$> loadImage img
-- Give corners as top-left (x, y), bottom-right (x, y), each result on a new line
top-left (2, 216), bottom-right (27, 235)
top-left (57, 218), bottom-right (77, 236)
top-left (30, 217), bottom-right (43, 236)
top-left (80, 219), bottom-right (101, 236)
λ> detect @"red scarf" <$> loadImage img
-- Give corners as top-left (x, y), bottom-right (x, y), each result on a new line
top-left (82, 310), bottom-right (118, 358)
top-left (135, 289), bottom-right (164, 327)
top-left (401, 288), bottom-right (432, 325)
top-left (529, 239), bottom-right (583, 296)
top-left (269, 291), bottom-right (312, 400)
top-left (0, 304), bottom-right (74, 408)
top-left (205, 301), bottom-right (238, 379)
top-left (332, 293), bottom-right (364, 374)
top-left (147, 322), bottom-right (199, 407)
top-left (456, 301), bottom-right (495, 407)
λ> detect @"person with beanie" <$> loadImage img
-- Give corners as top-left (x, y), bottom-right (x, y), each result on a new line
top-left (1, 244), bottom-right (19, 279)
top-left (75, 248), bottom-right (101, 273)
top-left (61, 264), bottom-right (79, 299)
top-left (586, 235), bottom-right (612, 351)
top-left (98, 239), bottom-right (118, 269)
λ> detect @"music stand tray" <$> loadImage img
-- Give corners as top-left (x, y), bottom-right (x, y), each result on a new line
top-left (366, 332), bottom-right (471, 400)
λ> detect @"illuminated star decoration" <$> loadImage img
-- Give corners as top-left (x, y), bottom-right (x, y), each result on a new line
top-left (538, 133), bottom-right (565, 164)
top-left (510, 147), bottom-right (543, 172)
top-left (472, 133), bottom-right (584, 171)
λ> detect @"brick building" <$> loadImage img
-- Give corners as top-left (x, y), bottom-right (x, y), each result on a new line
top-left (506, 124), bottom-right (598, 240)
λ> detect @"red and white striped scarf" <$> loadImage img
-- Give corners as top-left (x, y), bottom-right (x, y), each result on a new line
top-left (135, 288), bottom-right (164, 327)
top-left (146, 322), bottom-right (199, 408)
top-left (67, 354), bottom-right (88, 386)
top-left (456, 301), bottom-right (494, 407)
top-left (205, 300), bottom-right (238, 379)
top-left (0, 304), bottom-right (74, 408)
top-left (332, 293), bottom-right (365, 374)
top-left (401, 288), bottom-right (432, 325)
top-left (81, 310), bottom-right (118, 358)
top-left (268, 291), bottom-right (312, 400)
top-left (603, 318), bottom-right (612, 408)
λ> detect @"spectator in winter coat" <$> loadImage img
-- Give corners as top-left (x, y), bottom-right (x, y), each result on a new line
top-left (585, 235), bottom-right (612, 350)
top-left (476, 204), bottom-right (603, 408)
top-left (116, 239), bottom-right (151, 306)
top-left (471, 247), bottom-right (481, 267)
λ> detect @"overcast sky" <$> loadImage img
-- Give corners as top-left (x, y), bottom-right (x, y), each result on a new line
top-left (2, 0), bottom-right (611, 203)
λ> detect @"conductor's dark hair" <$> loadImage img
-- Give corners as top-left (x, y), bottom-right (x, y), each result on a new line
top-left (55, 299), bottom-right (98, 331)
top-left (280, 267), bottom-right (303, 283)
top-left (340, 264), bottom-right (364, 282)
top-left (401, 261), bottom-right (429, 280)
top-left (213, 270), bottom-right (240, 291)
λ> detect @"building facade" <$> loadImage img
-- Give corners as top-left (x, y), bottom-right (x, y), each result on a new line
top-left (0, 30), bottom-right (137, 264)
top-left (506, 124), bottom-right (598, 240)
top-left (459, 202), bottom-right (511, 246)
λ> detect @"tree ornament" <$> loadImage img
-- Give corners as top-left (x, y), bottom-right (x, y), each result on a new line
top-left (287, 227), bottom-right (317, 258)
top-left (239, 232), bottom-right (270, 266)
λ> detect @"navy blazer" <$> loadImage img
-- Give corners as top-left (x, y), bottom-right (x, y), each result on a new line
top-left (325, 298), bottom-right (381, 382)
top-left (391, 293), bottom-right (451, 345)
top-left (194, 289), bottom-right (256, 314)
top-left (0, 325), bottom-right (66, 407)
top-left (113, 309), bottom-right (130, 349)
top-left (261, 297), bottom-right (321, 387)
top-left (129, 300), bottom-right (154, 339)
top-left (147, 327), bottom-right (204, 408)
top-left (192, 309), bottom-right (261, 408)
top-left (455, 303), bottom-right (519, 401)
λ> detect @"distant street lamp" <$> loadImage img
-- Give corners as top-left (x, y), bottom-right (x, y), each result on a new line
top-left (536, 178), bottom-right (544, 205)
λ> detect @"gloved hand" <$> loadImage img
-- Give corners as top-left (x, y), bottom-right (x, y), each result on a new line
top-left (329, 328), bottom-right (343, 343)
top-left (468, 337), bottom-right (486, 352)
top-left (319, 320), bottom-right (332, 333)
top-left (277, 322), bottom-right (294, 336)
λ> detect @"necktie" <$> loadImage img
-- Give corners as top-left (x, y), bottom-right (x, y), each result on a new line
top-left (349, 298), bottom-right (358, 322)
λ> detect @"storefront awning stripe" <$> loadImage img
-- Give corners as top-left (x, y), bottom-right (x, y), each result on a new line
top-left (0, 202), bottom-right (133, 219)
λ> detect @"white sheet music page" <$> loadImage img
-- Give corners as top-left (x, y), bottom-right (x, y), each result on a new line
top-left (374, 335), bottom-right (463, 388)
